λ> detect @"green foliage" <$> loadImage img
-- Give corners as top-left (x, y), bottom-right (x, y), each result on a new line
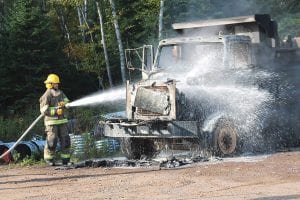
top-left (0, 0), bottom-right (62, 111)
top-left (0, 117), bottom-right (23, 142)
top-left (0, 105), bottom-right (43, 142)
top-left (18, 156), bottom-right (44, 167)
top-left (117, 0), bottom-right (160, 47)
top-left (8, 151), bottom-right (44, 167)
top-left (278, 13), bottom-right (300, 38)
top-left (66, 42), bottom-right (106, 76)
top-left (70, 106), bottom-right (102, 133)
top-left (249, 0), bottom-right (300, 37)
top-left (49, 0), bottom-right (84, 7)
top-left (82, 132), bottom-right (97, 159)
top-left (11, 151), bottom-right (21, 162)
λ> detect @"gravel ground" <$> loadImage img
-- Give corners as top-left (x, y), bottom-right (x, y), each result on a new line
top-left (0, 151), bottom-right (300, 200)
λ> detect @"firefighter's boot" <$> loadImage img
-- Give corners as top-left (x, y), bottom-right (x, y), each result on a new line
top-left (45, 159), bottom-right (55, 166)
top-left (61, 151), bottom-right (71, 166)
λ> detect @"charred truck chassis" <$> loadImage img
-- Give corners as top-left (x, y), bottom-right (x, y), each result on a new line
top-left (102, 80), bottom-right (238, 159)
top-left (104, 80), bottom-right (203, 159)
top-left (101, 14), bottom-right (299, 159)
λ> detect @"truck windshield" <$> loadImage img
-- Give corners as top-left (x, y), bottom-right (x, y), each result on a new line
top-left (156, 43), bottom-right (224, 70)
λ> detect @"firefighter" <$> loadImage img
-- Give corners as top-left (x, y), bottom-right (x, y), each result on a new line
top-left (40, 74), bottom-right (71, 166)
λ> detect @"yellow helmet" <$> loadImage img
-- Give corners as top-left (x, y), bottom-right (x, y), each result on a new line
top-left (44, 74), bottom-right (60, 84)
top-left (45, 83), bottom-right (53, 89)
top-left (44, 74), bottom-right (60, 89)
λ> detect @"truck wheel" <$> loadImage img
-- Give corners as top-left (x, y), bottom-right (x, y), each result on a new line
top-left (213, 118), bottom-right (237, 156)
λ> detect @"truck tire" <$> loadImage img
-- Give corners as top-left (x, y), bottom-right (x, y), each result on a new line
top-left (213, 118), bottom-right (237, 156)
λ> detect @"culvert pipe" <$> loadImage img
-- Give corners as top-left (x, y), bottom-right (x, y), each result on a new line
top-left (95, 139), bottom-right (120, 153)
top-left (31, 140), bottom-right (45, 153)
top-left (0, 142), bottom-right (15, 164)
top-left (14, 140), bottom-right (45, 161)
top-left (69, 134), bottom-right (85, 157)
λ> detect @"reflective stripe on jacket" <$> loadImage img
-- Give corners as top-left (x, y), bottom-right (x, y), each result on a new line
top-left (45, 118), bottom-right (68, 126)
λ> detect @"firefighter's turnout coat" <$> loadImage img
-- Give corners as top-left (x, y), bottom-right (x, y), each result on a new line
top-left (40, 88), bottom-right (69, 126)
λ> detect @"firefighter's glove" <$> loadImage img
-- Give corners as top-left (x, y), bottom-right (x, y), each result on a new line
top-left (58, 101), bottom-right (66, 108)
top-left (56, 108), bottom-right (64, 116)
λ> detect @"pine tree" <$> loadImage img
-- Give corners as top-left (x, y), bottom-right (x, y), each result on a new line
top-left (0, 0), bottom-right (61, 111)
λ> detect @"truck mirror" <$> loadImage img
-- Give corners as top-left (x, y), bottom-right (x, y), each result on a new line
top-left (142, 45), bottom-right (154, 71)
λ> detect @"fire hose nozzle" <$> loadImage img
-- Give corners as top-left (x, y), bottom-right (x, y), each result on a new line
top-left (58, 101), bottom-right (71, 109)
top-left (65, 103), bottom-right (71, 109)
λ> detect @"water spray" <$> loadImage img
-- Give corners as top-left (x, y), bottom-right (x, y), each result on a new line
top-left (66, 87), bottom-right (126, 108)
top-left (65, 103), bottom-right (71, 109)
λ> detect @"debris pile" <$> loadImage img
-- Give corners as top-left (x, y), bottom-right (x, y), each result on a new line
top-left (70, 154), bottom-right (210, 169)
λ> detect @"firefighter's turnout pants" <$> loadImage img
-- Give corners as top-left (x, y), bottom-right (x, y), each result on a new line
top-left (44, 123), bottom-right (71, 164)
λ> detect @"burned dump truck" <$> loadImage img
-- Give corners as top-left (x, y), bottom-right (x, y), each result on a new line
top-left (101, 14), bottom-right (300, 159)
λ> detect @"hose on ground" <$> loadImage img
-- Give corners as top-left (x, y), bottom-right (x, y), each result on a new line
top-left (0, 113), bottom-right (44, 160)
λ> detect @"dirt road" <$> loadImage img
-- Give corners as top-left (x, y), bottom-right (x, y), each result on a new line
top-left (1, 151), bottom-right (300, 200)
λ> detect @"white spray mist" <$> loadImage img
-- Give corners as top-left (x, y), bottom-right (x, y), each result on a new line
top-left (67, 87), bottom-right (126, 108)
top-left (153, 37), bottom-right (275, 152)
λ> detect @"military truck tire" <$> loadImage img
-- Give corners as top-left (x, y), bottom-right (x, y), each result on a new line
top-left (213, 118), bottom-right (238, 156)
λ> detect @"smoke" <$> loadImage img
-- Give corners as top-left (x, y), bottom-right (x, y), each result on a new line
top-left (214, 0), bottom-right (255, 18)
top-left (67, 87), bottom-right (126, 108)
top-left (185, 0), bottom-right (271, 21)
